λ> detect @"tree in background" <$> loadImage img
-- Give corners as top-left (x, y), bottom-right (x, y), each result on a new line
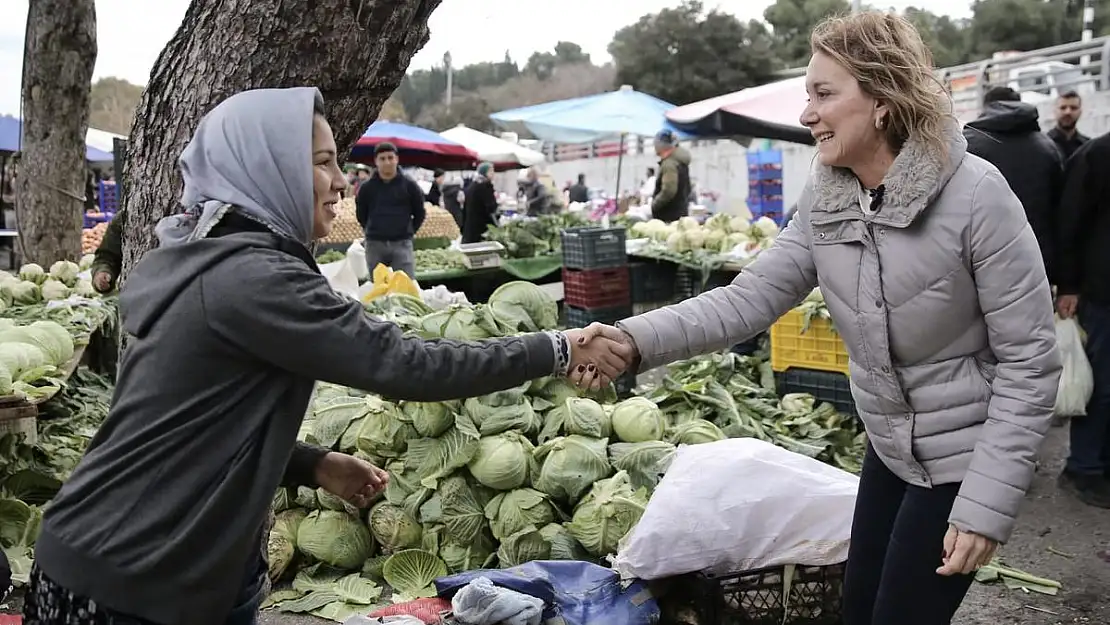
top-left (903, 7), bottom-right (970, 68)
top-left (966, 0), bottom-right (1073, 59)
top-left (609, 1), bottom-right (777, 105)
top-left (397, 54), bottom-right (520, 122)
top-left (526, 41), bottom-right (591, 79)
top-left (120, 0), bottom-right (440, 285)
top-left (763, 0), bottom-right (850, 67)
top-left (17, 0), bottom-right (97, 264)
top-left (377, 96), bottom-right (408, 121)
top-left (89, 77), bottom-right (144, 135)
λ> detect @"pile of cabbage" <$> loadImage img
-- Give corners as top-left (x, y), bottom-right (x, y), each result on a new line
top-left (264, 281), bottom-right (862, 621)
top-left (0, 257), bottom-right (98, 311)
top-left (630, 214), bottom-right (780, 261)
top-left (0, 319), bottom-right (76, 399)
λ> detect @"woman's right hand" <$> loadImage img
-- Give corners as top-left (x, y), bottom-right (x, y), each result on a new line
top-left (568, 323), bottom-right (640, 390)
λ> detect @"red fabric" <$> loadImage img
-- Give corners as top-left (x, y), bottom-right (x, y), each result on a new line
top-left (368, 597), bottom-right (452, 623)
top-left (0, 615), bottom-right (22, 625)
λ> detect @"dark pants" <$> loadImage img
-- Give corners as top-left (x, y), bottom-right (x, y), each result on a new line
top-left (842, 446), bottom-right (974, 625)
top-left (1067, 300), bottom-right (1110, 476)
top-left (365, 238), bottom-right (415, 280)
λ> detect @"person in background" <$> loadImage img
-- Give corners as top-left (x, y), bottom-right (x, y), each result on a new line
top-left (1048, 91), bottom-right (1089, 161)
top-left (22, 87), bottom-right (632, 625)
top-left (1055, 131), bottom-right (1110, 508)
top-left (522, 167), bottom-right (550, 216)
top-left (650, 130), bottom-right (691, 223)
top-left (568, 173), bottom-right (590, 204)
top-left (640, 167), bottom-right (656, 198)
top-left (355, 142), bottom-right (424, 278)
top-left (442, 174), bottom-right (464, 229)
top-left (90, 207), bottom-right (125, 293)
top-left (462, 162), bottom-right (498, 243)
top-left (573, 12), bottom-right (1061, 625)
top-left (425, 168), bottom-right (445, 206)
top-left (964, 86), bottom-right (1062, 279)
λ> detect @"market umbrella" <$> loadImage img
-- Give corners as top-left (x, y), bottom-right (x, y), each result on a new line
top-left (0, 115), bottom-right (119, 160)
top-left (666, 76), bottom-right (815, 145)
top-left (439, 124), bottom-right (545, 171)
top-left (489, 85), bottom-right (690, 195)
top-left (351, 121), bottom-right (478, 169)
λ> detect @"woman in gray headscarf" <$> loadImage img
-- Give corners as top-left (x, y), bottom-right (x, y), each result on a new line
top-left (23, 88), bottom-right (630, 625)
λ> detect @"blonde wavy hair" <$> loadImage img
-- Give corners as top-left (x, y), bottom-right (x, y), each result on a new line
top-left (810, 11), bottom-right (952, 157)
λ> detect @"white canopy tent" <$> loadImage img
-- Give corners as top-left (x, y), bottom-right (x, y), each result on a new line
top-left (439, 124), bottom-right (545, 170)
top-left (85, 128), bottom-right (127, 154)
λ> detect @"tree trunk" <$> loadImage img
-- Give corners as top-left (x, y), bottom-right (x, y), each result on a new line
top-left (15, 0), bottom-right (97, 265)
top-left (119, 0), bottom-right (442, 282)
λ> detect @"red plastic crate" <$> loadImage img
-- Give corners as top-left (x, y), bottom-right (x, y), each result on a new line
top-left (562, 266), bottom-right (631, 309)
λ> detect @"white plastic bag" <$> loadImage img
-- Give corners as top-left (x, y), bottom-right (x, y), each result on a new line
top-left (319, 258), bottom-right (360, 301)
top-left (612, 438), bottom-right (858, 580)
top-left (1054, 316), bottom-right (1094, 417)
top-left (346, 239), bottom-right (369, 282)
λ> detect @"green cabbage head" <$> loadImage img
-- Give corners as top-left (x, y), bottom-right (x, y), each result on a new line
top-left (296, 510), bottom-right (375, 569)
top-left (565, 471), bottom-right (648, 557)
top-left (467, 431), bottom-right (534, 490)
top-left (610, 397), bottom-right (666, 443)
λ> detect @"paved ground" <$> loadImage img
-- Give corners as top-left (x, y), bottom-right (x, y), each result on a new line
top-left (3, 425), bottom-right (1104, 625)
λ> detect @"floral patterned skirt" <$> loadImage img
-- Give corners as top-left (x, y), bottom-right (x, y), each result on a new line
top-left (22, 566), bottom-right (156, 625)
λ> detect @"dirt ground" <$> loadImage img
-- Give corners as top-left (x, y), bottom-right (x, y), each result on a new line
top-left (3, 426), bottom-right (1104, 625)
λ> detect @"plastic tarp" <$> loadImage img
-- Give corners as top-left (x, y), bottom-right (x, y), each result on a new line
top-left (489, 86), bottom-right (690, 144)
top-left (435, 560), bottom-right (659, 625)
top-left (351, 121), bottom-right (478, 169)
top-left (666, 76), bottom-right (815, 145)
top-left (439, 125), bottom-right (546, 170)
top-left (0, 115), bottom-right (117, 161)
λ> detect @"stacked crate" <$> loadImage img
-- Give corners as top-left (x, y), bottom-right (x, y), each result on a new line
top-left (560, 226), bottom-right (636, 394)
top-left (629, 260), bottom-right (676, 315)
top-left (769, 309), bottom-right (855, 415)
top-left (747, 150), bottom-right (785, 225)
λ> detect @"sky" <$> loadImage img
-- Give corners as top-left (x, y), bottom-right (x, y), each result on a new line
top-left (0, 0), bottom-right (973, 119)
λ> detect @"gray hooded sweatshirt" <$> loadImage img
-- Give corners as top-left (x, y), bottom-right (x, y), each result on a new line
top-left (34, 88), bottom-right (558, 625)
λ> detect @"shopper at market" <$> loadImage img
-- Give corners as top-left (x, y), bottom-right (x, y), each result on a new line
top-left (355, 142), bottom-right (425, 278)
top-left (1055, 131), bottom-right (1110, 508)
top-left (89, 206), bottom-right (125, 293)
top-left (963, 86), bottom-right (1063, 279)
top-left (573, 12), bottom-right (1060, 625)
top-left (461, 161), bottom-right (499, 243)
top-left (23, 87), bottom-right (632, 625)
top-left (522, 167), bottom-right (551, 216)
top-left (649, 129), bottom-right (691, 223)
top-left (443, 174), bottom-right (465, 228)
top-left (1048, 90), bottom-right (1088, 161)
top-left (425, 167), bottom-right (445, 206)
top-left (568, 174), bottom-right (590, 204)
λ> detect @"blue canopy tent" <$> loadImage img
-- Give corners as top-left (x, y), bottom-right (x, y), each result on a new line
top-left (1, 115), bottom-right (116, 161)
top-left (489, 85), bottom-right (689, 196)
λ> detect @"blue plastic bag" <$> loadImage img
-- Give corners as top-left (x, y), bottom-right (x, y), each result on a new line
top-left (435, 560), bottom-right (659, 625)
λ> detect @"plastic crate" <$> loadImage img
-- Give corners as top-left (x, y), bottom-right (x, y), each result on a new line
top-left (770, 309), bottom-right (850, 375)
top-left (660, 564), bottom-right (844, 625)
top-left (629, 260), bottom-right (677, 303)
top-left (749, 180), bottom-right (783, 196)
top-left (747, 150), bottom-right (784, 181)
top-left (562, 266), bottom-right (631, 309)
top-left (564, 304), bottom-right (632, 328)
top-left (561, 226), bottom-right (627, 269)
top-left (632, 300), bottom-right (671, 316)
top-left (775, 368), bottom-right (857, 416)
top-left (675, 267), bottom-right (739, 300)
top-left (98, 181), bottom-right (118, 213)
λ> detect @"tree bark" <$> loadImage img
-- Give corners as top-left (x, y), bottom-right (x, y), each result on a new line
top-left (15, 0), bottom-right (97, 265)
top-left (119, 0), bottom-right (442, 282)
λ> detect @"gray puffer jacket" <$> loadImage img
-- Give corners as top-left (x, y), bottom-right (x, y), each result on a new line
top-left (619, 121), bottom-right (1061, 543)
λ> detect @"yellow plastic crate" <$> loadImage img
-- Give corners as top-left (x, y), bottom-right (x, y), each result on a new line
top-left (770, 309), bottom-right (850, 375)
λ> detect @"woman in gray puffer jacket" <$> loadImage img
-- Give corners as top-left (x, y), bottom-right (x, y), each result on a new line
top-left (573, 12), bottom-right (1061, 625)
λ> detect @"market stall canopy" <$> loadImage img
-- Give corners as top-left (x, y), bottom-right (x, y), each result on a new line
top-left (488, 85), bottom-right (691, 144)
top-left (351, 121), bottom-right (479, 169)
top-left (439, 124), bottom-right (546, 170)
top-left (666, 76), bottom-right (815, 145)
top-left (0, 115), bottom-right (117, 161)
top-left (85, 128), bottom-right (126, 154)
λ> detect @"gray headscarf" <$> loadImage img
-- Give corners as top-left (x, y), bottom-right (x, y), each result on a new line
top-left (155, 87), bottom-right (324, 247)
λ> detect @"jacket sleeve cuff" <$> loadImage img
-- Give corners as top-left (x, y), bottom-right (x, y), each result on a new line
top-left (282, 442), bottom-right (330, 488)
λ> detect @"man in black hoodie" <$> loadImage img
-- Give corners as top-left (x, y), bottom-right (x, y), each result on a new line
top-left (964, 86), bottom-right (1063, 278)
top-left (355, 143), bottom-right (425, 278)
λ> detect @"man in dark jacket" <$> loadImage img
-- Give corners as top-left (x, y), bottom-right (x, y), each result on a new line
top-left (650, 129), bottom-right (691, 223)
top-left (442, 176), bottom-right (464, 228)
top-left (568, 174), bottom-right (589, 204)
top-left (1048, 90), bottom-right (1089, 161)
top-left (964, 86), bottom-right (1062, 278)
top-left (521, 168), bottom-right (550, 216)
top-left (425, 168), bottom-right (445, 206)
top-left (355, 142), bottom-right (425, 278)
top-left (462, 162), bottom-right (498, 243)
top-left (1055, 133), bottom-right (1110, 508)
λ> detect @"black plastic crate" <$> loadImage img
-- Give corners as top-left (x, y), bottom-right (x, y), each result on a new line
top-left (657, 564), bottom-right (844, 625)
top-left (561, 226), bottom-right (627, 270)
top-left (629, 260), bottom-right (677, 303)
top-left (564, 304), bottom-right (632, 329)
top-left (676, 267), bottom-right (739, 300)
top-left (775, 368), bottom-right (857, 416)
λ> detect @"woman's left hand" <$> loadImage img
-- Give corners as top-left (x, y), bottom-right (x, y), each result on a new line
top-left (937, 524), bottom-right (998, 576)
top-left (314, 452), bottom-right (390, 508)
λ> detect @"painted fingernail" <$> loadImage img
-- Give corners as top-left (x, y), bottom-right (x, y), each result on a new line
top-left (587, 364), bottom-right (595, 371)
top-left (577, 364), bottom-right (585, 372)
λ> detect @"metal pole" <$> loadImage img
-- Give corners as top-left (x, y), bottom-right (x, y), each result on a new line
top-left (851, 0), bottom-right (862, 14)
top-left (444, 51), bottom-right (453, 111)
top-left (1081, 0), bottom-right (1094, 70)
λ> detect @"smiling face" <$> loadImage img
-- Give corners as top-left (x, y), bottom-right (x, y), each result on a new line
top-left (311, 115), bottom-right (346, 240)
top-left (801, 52), bottom-right (890, 170)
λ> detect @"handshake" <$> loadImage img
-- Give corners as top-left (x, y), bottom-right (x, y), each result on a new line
top-left (563, 323), bottom-right (641, 390)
